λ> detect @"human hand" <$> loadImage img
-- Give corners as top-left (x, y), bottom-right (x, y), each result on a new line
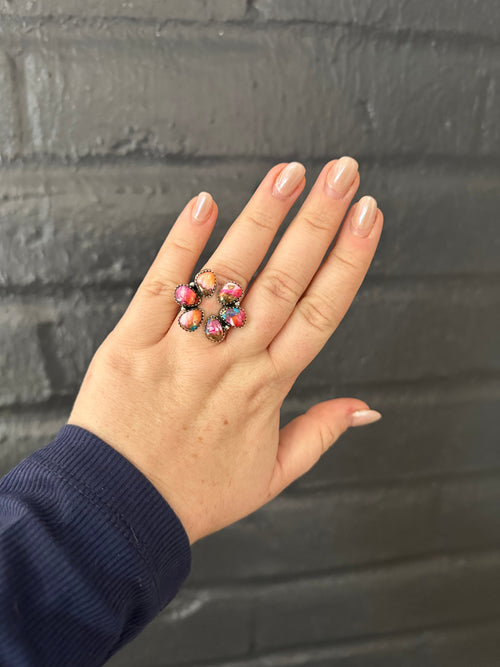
top-left (67, 158), bottom-right (383, 546)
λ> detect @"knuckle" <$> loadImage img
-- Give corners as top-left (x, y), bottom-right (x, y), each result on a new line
top-left (301, 209), bottom-right (331, 234)
top-left (261, 267), bottom-right (303, 307)
top-left (244, 208), bottom-right (276, 233)
top-left (331, 247), bottom-right (359, 273)
top-left (168, 236), bottom-right (197, 258)
top-left (141, 272), bottom-right (179, 298)
top-left (298, 293), bottom-right (338, 334)
top-left (94, 335), bottom-right (142, 378)
top-left (318, 420), bottom-right (338, 455)
top-left (265, 348), bottom-right (293, 388)
top-left (215, 259), bottom-right (248, 291)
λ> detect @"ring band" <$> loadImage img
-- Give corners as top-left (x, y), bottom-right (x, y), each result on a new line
top-left (173, 268), bottom-right (247, 343)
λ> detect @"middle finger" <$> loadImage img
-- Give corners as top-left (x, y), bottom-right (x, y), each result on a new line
top-left (242, 156), bottom-right (360, 347)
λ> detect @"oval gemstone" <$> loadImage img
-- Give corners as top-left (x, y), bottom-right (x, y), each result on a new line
top-left (218, 281), bottom-right (243, 305)
top-left (178, 308), bottom-right (203, 332)
top-left (174, 284), bottom-right (200, 308)
top-left (195, 269), bottom-right (217, 296)
top-left (219, 306), bottom-right (246, 328)
top-left (205, 315), bottom-right (226, 342)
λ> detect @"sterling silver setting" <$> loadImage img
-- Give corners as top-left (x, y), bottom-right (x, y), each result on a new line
top-left (173, 268), bottom-right (247, 342)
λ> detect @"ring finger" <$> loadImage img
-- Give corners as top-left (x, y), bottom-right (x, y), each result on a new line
top-left (269, 199), bottom-right (383, 376)
top-left (242, 156), bottom-right (360, 348)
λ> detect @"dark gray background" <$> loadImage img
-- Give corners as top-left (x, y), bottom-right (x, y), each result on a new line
top-left (1, 1), bottom-right (500, 665)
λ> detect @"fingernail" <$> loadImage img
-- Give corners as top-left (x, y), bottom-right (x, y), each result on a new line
top-left (350, 409), bottom-right (382, 427)
top-left (193, 191), bottom-right (213, 223)
top-left (272, 162), bottom-right (306, 198)
top-left (351, 195), bottom-right (377, 237)
top-left (325, 156), bottom-right (358, 198)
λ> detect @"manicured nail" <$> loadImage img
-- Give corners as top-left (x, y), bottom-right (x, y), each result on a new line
top-left (193, 191), bottom-right (213, 223)
top-left (351, 195), bottom-right (377, 237)
top-left (350, 409), bottom-right (382, 427)
top-left (325, 156), bottom-right (358, 198)
top-left (273, 162), bottom-right (306, 198)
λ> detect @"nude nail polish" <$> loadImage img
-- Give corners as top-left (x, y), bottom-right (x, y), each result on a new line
top-left (193, 191), bottom-right (213, 223)
top-left (273, 162), bottom-right (306, 198)
top-left (351, 195), bottom-right (377, 237)
top-left (325, 156), bottom-right (358, 198)
top-left (350, 409), bottom-right (382, 427)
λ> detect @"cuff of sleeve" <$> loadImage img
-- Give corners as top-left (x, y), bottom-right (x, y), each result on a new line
top-left (31, 423), bottom-right (192, 609)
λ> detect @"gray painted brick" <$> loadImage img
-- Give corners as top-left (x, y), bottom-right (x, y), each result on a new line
top-left (0, 49), bottom-right (21, 159)
top-left (39, 290), bottom-right (132, 394)
top-left (482, 75), bottom-right (500, 154)
top-left (106, 590), bottom-right (252, 666)
top-left (190, 476), bottom-right (500, 583)
top-left (254, 553), bottom-right (500, 651)
top-left (298, 281), bottom-right (500, 385)
top-left (0, 292), bottom-right (128, 404)
top-left (214, 618), bottom-right (500, 666)
top-left (0, 163), bottom-right (239, 288)
top-left (0, 0), bottom-right (248, 21)
top-left (7, 23), bottom-right (496, 161)
top-left (362, 162), bottom-right (500, 277)
top-left (290, 395), bottom-right (500, 488)
top-left (253, 0), bottom-right (500, 37)
top-left (109, 554), bottom-right (500, 664)
top-left (0, 303), bottom-right (52, 406)
top-left (1, 161), bottom-right (499, 289)
top-left (0, 408), bottom-right (68, 477)
top-left (429, 618), bottom-right (500, 667)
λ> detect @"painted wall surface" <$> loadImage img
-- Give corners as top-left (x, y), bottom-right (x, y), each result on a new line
top-left (1, 1), bottom-right (500, 665)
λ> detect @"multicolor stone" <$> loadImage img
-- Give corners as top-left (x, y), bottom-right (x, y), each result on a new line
top-left (218, 281), bottom-right (243, 305)
top-left (178, 308), bottom-right (203, 332)
top-left (205, 315), bottom-right (227, 342)
top-left (195, 269), bottom-right (217, 296)
top-left (219, 306), bottom-right (246, 328)
top-left (174, 284), bottom-right (201, 308)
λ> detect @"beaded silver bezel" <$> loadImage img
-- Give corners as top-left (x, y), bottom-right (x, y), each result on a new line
top-left (204, 314), bottom-right (228, 343)
top-left (217, 280), bottom-right (245, 306)
top-left (174, 270), bottom-right (247, 341)
top-left (194, 268), bottom-right (218, 297)
top-left (218, 304), bottom-right (247, 329)
top-left (177, 307), bottom-right (205, 332)
top-left (173, 283), bottom-right (202, 309)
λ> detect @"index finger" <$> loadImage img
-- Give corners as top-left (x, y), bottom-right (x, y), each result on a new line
top-left (114, 193), bottom-right (218, 347)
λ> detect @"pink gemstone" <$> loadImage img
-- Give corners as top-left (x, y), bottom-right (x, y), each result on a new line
top-left (220, 306), bottom-right (246, 328)
top-left (218, 281), bottom-right (243, 305)
top-left (174, 284), bottom-right (200, 308)
top-left (178, 308), bottom-right (203, 332)
top-left (205, 316), bottom-right (226, 342)
top-left (195, 269), bottom-right (216, 296)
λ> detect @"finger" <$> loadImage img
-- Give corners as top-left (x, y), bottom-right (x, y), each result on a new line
top-left (114, 192), bottom-right (218, 347)
top-left (241, 157), bottom-right (360, 349)
top-left (167, 162), bottom-right (306, 346)
top-left (206, 162), bottom-right (306, 289)
top-left (269, 197), bottom-right (383, 377)
top-left (268, 398), bottom-right (382, 499)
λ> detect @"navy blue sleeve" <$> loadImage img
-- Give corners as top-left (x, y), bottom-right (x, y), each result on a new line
top-left (0, 423), bottom-right (192, 667)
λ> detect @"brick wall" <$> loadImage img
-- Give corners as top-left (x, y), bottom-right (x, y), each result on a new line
top-left (1, 1), bottom-right (500, 665)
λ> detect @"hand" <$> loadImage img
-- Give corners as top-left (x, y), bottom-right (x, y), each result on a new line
top-left (67, 158), bottom-right (384, 545)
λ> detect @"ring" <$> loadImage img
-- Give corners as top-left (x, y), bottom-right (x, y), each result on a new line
top-left (173, 268), bottom-right (247, 343)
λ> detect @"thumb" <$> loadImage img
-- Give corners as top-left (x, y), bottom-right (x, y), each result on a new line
top-left (269, 398), bottom-right (382, 498)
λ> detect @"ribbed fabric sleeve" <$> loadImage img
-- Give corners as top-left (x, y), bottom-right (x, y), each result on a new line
top-left (0, 423), bottom-right (192, 666)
